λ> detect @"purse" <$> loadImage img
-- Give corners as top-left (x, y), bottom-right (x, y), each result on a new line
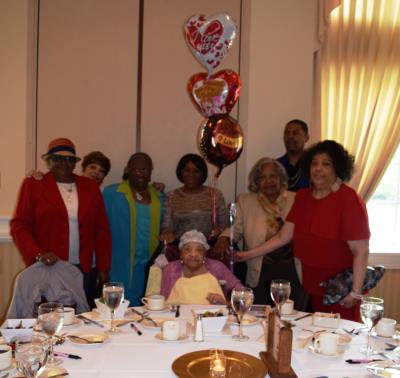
top-left (320, 265), bottom-right (385, 305)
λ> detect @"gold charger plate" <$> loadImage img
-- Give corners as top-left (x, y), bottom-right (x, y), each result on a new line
top-left (172, 350), bottom-right (267, 378)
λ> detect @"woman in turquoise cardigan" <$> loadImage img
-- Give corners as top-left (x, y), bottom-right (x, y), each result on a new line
top-left (103, 153), bottom-right (163, 305)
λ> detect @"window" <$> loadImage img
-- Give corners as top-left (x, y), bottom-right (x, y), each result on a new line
top-left (367, 145), bottom-right (400, 253)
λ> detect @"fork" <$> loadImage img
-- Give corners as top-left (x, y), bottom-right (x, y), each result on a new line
top-left (67, 335), bottom-right (102, 344)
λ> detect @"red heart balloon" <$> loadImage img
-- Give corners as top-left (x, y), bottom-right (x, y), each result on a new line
top-left (184, 13), bottom-right (237, 73)
top-left (198, 114), bottom-right (244, 177)
top-left (188, 70), bottom-right (241, 117)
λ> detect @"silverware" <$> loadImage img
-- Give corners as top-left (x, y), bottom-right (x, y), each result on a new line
top-left (77, 314), bottom-right (104, 328)
top-left (175, 304), bottom-right (180, 318)
top-left (67, 335), bottom-right (103, 344)
top-left (293, 313), bottom-right (312, 321)
top-left (131, 308), bottom-right (158, 327)
top-left (379, 352), bottom-right (397, 363)
top-left (116, 320), bottom-right (136, 327)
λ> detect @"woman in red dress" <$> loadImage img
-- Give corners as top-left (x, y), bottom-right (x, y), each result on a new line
top-left (236, 140), bottom-right (370, 320)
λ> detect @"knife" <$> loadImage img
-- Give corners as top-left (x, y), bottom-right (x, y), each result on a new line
top-left (130, 308), bottom-right (158, 327)
top-left (293, 313), bottom-right (312, 321)
top-left (116, 320), bottom-right (136, 327)
top-left (77, 314), bottom-right (104, 328)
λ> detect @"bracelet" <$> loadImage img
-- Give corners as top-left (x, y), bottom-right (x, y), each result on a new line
top-left (349, 291), bottom-right (363, 300)
top-left (35, 253), bottom-right (42, 262)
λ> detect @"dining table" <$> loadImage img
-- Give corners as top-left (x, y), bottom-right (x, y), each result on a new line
top-left (3, 305), bottom-right (399, 378)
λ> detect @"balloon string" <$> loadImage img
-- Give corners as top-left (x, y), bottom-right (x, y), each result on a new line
top-left (210, 167), bottom-right (218, 226)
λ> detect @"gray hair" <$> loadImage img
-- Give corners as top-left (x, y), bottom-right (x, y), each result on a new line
top-left (248, 158), bottom-right (288, 193)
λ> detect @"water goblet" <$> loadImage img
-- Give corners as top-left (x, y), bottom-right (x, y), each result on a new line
top-left (38, 302), bottom-right (64, 366)
top-left (360, 296), bottom-right (384, 356)
top-left (103, 282), bottom-right (124, 333)
top-left (270, 279), bottom-right (291, 316)
top-left (15, 334), bottom-right (49, 378)
top-left (231, 287), bottom-right (254, 341)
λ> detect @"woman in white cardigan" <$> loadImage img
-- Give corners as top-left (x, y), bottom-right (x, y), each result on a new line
top-left (214, 158), bottom-right (308, 308)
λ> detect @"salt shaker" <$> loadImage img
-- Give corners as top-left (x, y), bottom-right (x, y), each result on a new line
top-left (194, 314), bottom-right (204, 342)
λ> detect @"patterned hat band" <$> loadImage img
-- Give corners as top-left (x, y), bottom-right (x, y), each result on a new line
top-left (42, 138), bottom-right (81, 161)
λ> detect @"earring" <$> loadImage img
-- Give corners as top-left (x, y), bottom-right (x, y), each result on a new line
top-left (180, 260), bottom-right (184, 264)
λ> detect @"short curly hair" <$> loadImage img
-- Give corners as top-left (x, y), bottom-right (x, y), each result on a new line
top-left (176, 154), bottom-right (208, 185)
top-left (81, 151), bottom-right (111, 176)
top-left (248, 158), bottom-right (288, 193)
top-left (301, 140), bottom-right (355, 182)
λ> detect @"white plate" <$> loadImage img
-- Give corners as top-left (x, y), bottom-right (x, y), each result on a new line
top-left (140, 317), bottom-right (173, 329)
top-left (366, 361), bottom-right (400, 378)
top-left (228, 314), bottom-right (259, 326)
top-left (307, 345), bottom-right (344, 358)
top-left (204, 323), bottom-right (232, 337)
top-left (67, 333), bottom-right (109, 346)
top-left (62, 318), bottom-right (83, 328)
top-left (155, 333), bottom-right (189, 342)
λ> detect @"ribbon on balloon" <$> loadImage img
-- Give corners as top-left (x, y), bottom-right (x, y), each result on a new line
top-left (184, 12), bottom-right (244, 177)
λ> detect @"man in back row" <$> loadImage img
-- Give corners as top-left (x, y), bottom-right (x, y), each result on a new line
top-left (277, 119), bottom-right (310, 192)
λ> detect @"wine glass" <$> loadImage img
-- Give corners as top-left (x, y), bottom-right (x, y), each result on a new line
top-left (360, 296), bottom-right (384, 356)
top-left (15, 334), bottom-right (49, 378)
top-left (37, 302), bottom-right (64, 366)
top-left (231, 287), bottom-right (254, 341)
top-left (270, 279), bottom-right (291, 316)
top-left (103, 282), bottom-right (124, 333)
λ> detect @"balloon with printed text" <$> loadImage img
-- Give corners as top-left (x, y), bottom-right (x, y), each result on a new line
top-left (188, 69), bottom-right (241, 117)
top-left (198, 114), bottom-right (243, 177)
top-left (184, 13), bottom-right (237, 74)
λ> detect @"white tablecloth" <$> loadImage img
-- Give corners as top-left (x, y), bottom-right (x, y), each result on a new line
top-left (34, 306), bottom-right (398, 377)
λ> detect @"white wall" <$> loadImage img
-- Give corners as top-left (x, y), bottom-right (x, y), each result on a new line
top-left (0, 0), bottom-right (318, 228)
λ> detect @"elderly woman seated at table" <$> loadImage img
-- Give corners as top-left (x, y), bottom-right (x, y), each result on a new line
top-left (160, 230), bottom-right (242, 305)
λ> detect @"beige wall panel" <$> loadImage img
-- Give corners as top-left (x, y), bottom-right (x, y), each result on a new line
top-left (36, 0), bottom-right (140, 186)
top-left (140, 0), bottom-right (241, 202)
top-left (370, 269), bottom-right (400, 321)
top-left (240, 0), bottom-right (317, 194)
top-left (0, 0), bottom-right (33, 215)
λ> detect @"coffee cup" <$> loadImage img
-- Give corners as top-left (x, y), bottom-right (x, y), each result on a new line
top-left (0, 345), bottom-right (12, 370)
top-left (162, 320), bottom-right (180, 340)
top-left (281, 299), bottom-right (294, 315)
top-left (63, 307), bottom-right (75, 325)
top-left (313, 332), bottom-right (339, 356)
top-left (141, 294), bottom-right (165, 310)
top-left (376, 318), bottom-right (397, 337)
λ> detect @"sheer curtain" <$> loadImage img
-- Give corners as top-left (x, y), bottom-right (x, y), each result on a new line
top-left (320, 0), bottom-right (400, 201)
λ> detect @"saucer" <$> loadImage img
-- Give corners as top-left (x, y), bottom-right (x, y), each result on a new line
top-left (144, 305), bottom-right (169, 313)
top-left (155, 333), bottom-right (189, 342)
top-left (281, 310), bottom-right (299, 318)
top-left (63, 318), bottom-right (83, 328)
top-left (228, 314), bottom-right (259, 326)
top-left (308, 345), bottom-right (344, 358)
top-left (366, 361), bottom-right (400, 378)
top-left (141, 318), bottom-right (173, 329)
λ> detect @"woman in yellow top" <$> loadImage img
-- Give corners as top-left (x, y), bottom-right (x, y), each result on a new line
top-left (160, 230), bottom-right (242, 305)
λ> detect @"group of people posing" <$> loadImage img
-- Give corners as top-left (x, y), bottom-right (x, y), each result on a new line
top-left (10, 119), bottom-right (370, 321)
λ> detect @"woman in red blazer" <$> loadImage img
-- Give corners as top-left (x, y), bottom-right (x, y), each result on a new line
top-left (10, 138), bottom-right (111, 308)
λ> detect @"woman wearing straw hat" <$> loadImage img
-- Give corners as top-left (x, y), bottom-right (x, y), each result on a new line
top-left (10, 138), bottom-right (112, 308)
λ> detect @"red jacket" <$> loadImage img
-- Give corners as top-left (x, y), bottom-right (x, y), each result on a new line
top-left (10, 172), bottom-right (111, 273)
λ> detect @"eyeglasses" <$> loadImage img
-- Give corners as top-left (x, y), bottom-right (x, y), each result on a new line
top-left (50, 155), bottom-right (77, 164)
